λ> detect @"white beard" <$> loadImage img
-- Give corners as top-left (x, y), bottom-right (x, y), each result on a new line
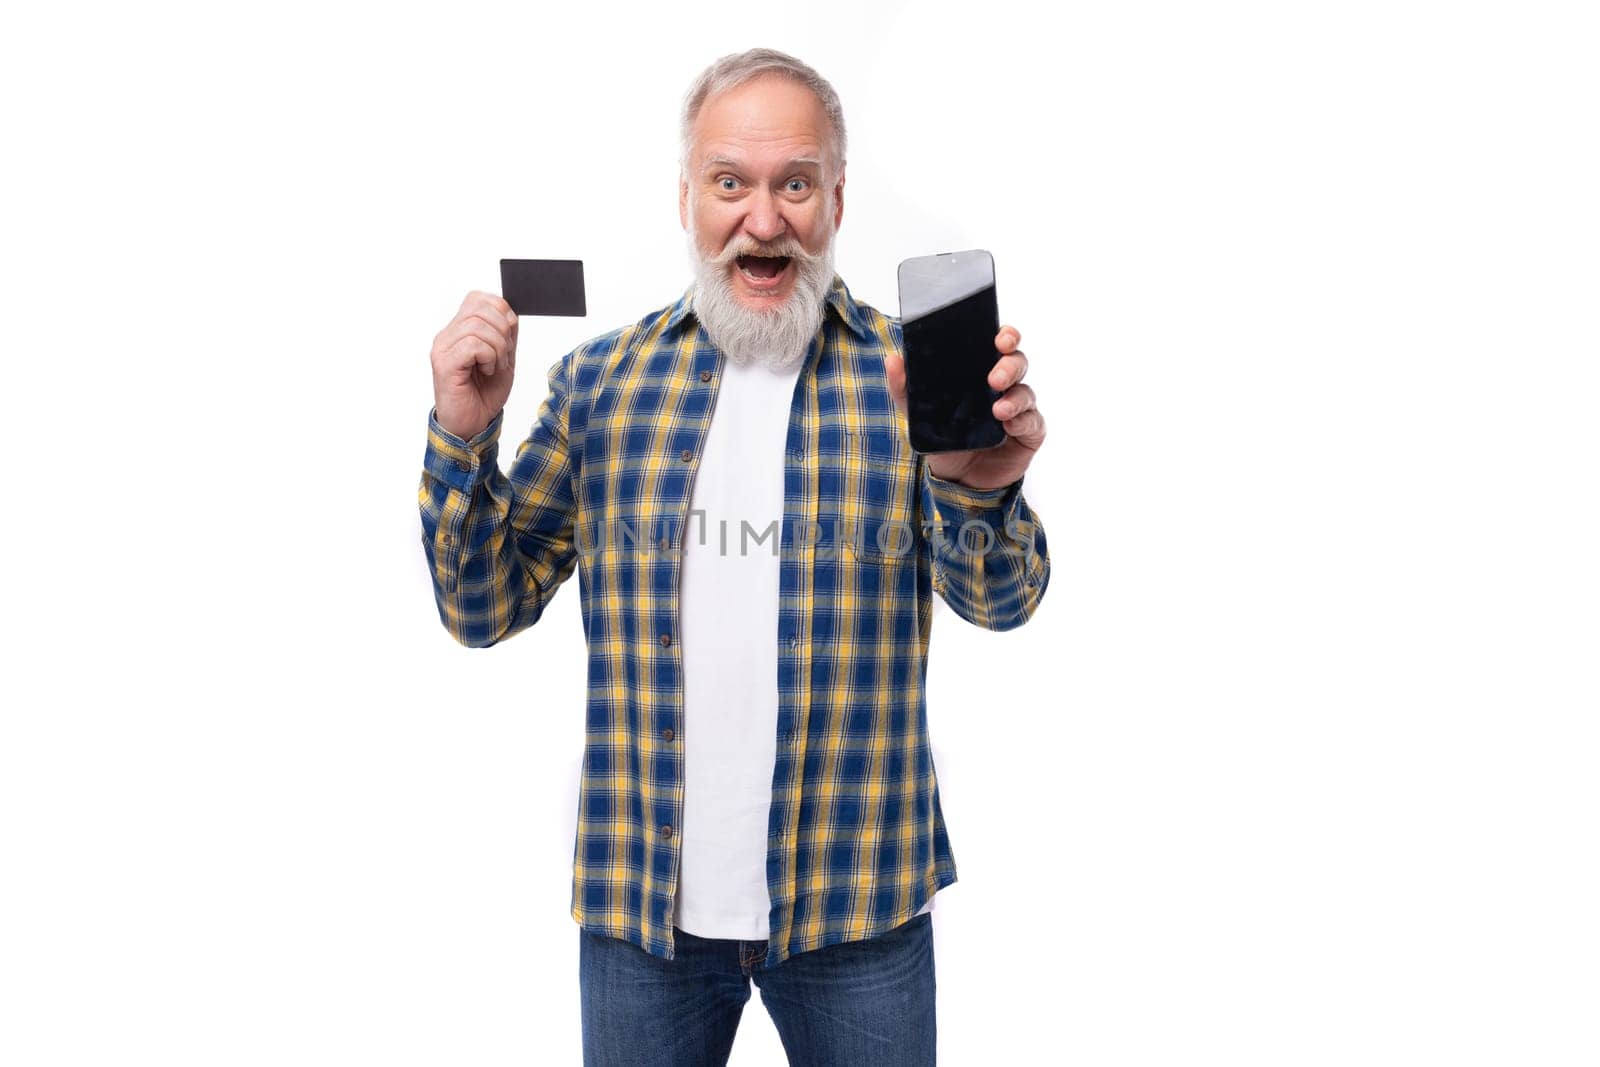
top-left (684, 202), bottom-right (836, 373)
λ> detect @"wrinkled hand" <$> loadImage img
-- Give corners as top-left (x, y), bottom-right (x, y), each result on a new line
top-left (430, 291), bottom-right (520, 442)
top-left (884, 326), bottom-right (1046, 490)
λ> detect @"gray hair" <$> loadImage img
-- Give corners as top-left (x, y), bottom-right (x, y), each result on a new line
top-left (679, 48), bottom-right (848, 183)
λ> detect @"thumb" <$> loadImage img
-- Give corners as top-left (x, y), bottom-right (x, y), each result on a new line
top-left (884, 351), bottom-right (907, 412)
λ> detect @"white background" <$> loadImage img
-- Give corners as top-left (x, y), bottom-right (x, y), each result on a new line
top-left (4, 0), bottom-right (1597, 1064)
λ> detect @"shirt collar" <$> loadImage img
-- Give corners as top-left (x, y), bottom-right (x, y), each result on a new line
top-left (662, 272), bottom-right (874, 343)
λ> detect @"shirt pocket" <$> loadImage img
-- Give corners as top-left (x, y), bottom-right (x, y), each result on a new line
top-left (844, 426), bottom-right (918, 562)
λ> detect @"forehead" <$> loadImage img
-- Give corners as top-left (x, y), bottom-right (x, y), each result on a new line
top-left (690, 74), bottom-right (829, 170)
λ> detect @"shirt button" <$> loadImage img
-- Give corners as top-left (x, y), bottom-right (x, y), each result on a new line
top-left (441, 535), bottom-right (456, 548)
top-left (679, 448), bottom-right (693, 462)
top-left (659, 632), bottom-right (671, 647)
top-left (699, 369), bottom-right (712, 382)
top-left (454, 459), bottom-right (472, 472)
top-left (662, 727), bottom-right (674, 741)
top-left (661, 824), bottom-right (674, 839)
top-left (658, 537), bottom-right (670, 552)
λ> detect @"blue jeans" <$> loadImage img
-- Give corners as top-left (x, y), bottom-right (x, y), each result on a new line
top-left (579, 911), bottom-right (937, 1065)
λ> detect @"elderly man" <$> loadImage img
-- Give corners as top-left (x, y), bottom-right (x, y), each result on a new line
top-left (419, 48), bottom-right (1049, 1065)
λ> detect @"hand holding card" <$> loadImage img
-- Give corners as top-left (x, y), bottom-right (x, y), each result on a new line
top-left (426, 262), bottom-right (588, 442)
top-left (429, 290), bottom-right (520, 442)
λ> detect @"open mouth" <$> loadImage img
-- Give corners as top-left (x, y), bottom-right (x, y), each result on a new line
top-left (735, 254), bottom-right (793, 286)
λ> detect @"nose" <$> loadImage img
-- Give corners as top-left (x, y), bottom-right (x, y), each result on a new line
top-left (743, 188), bottom-right (785, 244)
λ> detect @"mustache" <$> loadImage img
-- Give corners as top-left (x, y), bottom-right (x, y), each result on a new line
top-left (708, 235), bottom-right (815, 267)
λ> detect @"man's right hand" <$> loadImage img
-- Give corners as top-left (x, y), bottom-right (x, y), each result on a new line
top-left (430, 291), bottom-right (519, 441)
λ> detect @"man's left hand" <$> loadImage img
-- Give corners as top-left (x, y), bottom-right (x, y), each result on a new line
top-left (884, 325), bottom-right (1046, 490)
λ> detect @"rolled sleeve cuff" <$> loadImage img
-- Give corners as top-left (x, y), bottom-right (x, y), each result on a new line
top-left (425, 408), bottom-right (503, 492)
top-left (922, 468), bottom-right (1031, 565)
top-left (923, 469), bottom-right (1021, 515)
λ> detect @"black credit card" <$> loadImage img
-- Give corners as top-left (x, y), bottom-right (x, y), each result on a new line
top-left (499, 258), bottom-right (586, 316)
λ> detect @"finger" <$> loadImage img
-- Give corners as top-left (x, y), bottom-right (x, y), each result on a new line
top-left (462, 291), bottom-right (518, 334)
top-left (884, 351), bottom-right (907, 412)
top-left (992, 383), bottom-right (1036, 421)
top-left (987, 350), bottom-right (1028, 391)
top-left (996, 325), bottom-right (1022, 353)
top-left (1002, 408), bottom-right (1046, 449)
top-left (462, 308), bottom-right (516, 342)
top-left (447, 334), bottom-right (500, 376)
top-left (441, 319), bottom-right (510, 362)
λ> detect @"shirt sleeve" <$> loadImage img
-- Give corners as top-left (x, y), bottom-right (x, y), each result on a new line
top-left (417, 352), bottom-right (580, 647)
top-left (918, 465), bottom-right (1050, 631)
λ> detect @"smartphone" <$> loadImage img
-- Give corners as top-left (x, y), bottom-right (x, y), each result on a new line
top-left (896, 249), bottom-right (1005, 453)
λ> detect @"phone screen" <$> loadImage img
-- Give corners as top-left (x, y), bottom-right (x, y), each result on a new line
top-left (897, 250), bottom-right (1005, 454)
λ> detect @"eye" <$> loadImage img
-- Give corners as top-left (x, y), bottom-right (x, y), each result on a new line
top-left (786, 178), bottom-right (809, 193)
top-left (718, 176), bottom-right (739, 192)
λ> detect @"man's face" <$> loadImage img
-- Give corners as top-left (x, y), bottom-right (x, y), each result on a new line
top-left (680, 73), bottom-right (845, 314)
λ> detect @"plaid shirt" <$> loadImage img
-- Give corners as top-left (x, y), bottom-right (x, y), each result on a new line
top-left (418, 273), bottom-right (1050, 967)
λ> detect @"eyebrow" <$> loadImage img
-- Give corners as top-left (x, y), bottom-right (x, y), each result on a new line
top-left (702, 155), bottom-right (823, 174)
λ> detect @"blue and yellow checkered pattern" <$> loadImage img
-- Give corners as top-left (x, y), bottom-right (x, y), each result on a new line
top-left (419, 274), bottom-right (1050, 967)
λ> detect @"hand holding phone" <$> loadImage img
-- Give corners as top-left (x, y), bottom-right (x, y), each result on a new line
top-left (889, 250), bottom-right (1046, 490)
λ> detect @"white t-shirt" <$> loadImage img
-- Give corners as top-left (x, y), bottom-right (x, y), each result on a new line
top-left (671, 354), bottom-right (935, 939)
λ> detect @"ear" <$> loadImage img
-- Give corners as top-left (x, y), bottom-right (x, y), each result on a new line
top-left (679, 176), bottom-right (689, 230)
top-left (832, 166), bottom-right (846, 231)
